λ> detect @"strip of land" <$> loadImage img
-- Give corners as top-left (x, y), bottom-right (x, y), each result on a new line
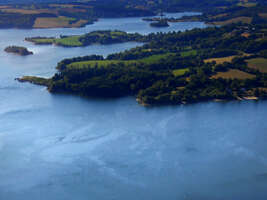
top-left (25, 31), bottom-right (145, 47)
top-left (0, 0), bottom-right (266, 29)
top-left (17, 1), bottom-right (267, 106)
top-left (18, 20), bottom-right (267, 106)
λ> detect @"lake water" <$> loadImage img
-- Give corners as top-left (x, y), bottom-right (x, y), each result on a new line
top-left (0, 13), bottom-right (267, 200)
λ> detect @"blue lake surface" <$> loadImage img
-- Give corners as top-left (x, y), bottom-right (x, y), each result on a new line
top-left (0, 12), bottom-right (267, 200)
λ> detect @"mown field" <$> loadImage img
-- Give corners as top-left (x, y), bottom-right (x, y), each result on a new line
top-left (172, 68), bottom-right (189, 77)
top-left (54, 36), bottom-right (82, 46)
top-left (0, 8), bottom-right (56, 14)
top-left (204, 56), bottom-right (237, 64)
top-left (27, 37), bottom-right (54, 44)
top-left (33, 16), bottom-right (87, 28)
top-left (211, 69), bottom-right (256, 80)
top-left (259, 13), bottom-right (267, 20)
top-left (180, 50), bottom-right (197, 57)
top-left (237, 2), bottom-right (257, 7)
top-left (67, 53), bottom-right (175, 69)
top-left (210, 17), bottom-right (252, 26)
top-left (49, 4), bottom-right (76, 8)
top-left (27, 35), bottom-right (83, 46)
top-left (246, 57), bottom-right (267, 73)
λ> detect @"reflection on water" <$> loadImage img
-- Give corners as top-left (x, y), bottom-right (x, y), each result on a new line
top-left (0, 13), bottom-right (267, 200)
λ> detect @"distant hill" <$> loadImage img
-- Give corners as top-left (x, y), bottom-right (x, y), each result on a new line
top-left (1, 0), bottom-right (266, 8)
top-left (0, 0), bottom-right (76, 4)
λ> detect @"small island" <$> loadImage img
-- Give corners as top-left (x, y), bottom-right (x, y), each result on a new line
top-left (150, 19), bottom-right (169, 27)
top-left (4, 46), bottom-right (33, 56)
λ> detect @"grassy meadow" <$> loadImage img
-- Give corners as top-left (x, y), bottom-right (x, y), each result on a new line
top-left (67, 53), bottom-right (175, 69)
top-left (172, 68), bottom-right (189, 77)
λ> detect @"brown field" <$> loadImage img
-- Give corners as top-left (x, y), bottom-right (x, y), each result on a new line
top-left (59, 8), bottom-right (86, 13)
top-left (211, 69), bottom-right (256, 80)
top-left (259, 87), bottom-right (267, 92)
top-left (211, 17), bottom-right (252, 26)
top-left (0, 6), bottom-right (10, 9)
top-left (0, 8), bottom-right (56, 14)
top-left (216, 6), bottom-right (228, 9)
top-left (34, 17), bottom-right (70, 28)
top-left (71, 20), bottom-right (88, 28)
top-left (33, 17), bottom-right (87, 28)
top-left (0, 7), bottom-right (84, 15)
top-left (49, 4), bottom-right (75, 8)
top-left (204, 56), bottom-right (236, 64)
top-left (211, 13), bottom-right (228, 19)
top-left (259, 13), bottom-right (267, 20)
top-left (49, 4), bottom-right (89, 12)
top-left (241, 32), bottom-right (250, 38)
top-left (246, 58), bottom-right (267, 73)
top-left (204, 52), bottom-right (251, 65)
top-left (237, 2), bottom-right (257, 7)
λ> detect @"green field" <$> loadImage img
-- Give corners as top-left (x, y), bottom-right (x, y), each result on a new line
top-left (28, 38), bottom-right (54, 44)
top-left (54, 36), bottom-right (82, 46)
top-left (18, 76), bottom-right (50, 86)
top-left (180, 50), bottom-right (197, 57)
top-left (246, 58), bottom-right (267, 73)
top-left (28, 35), bottom-right (82, 46)
top-left (67, 53), bottom-right (175, 69)
top-left (172, 68), bottom-right (189, 77)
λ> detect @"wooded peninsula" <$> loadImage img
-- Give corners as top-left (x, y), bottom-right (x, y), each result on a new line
top-left (17, 0), bottom-right (267, 106)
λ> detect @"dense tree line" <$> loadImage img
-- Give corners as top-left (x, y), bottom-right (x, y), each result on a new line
top-left (78, 31), bottom-right (144, 46)
top-left (20, 17), bottom-right (267, 105)
top-left (45, 56), bottom-right (267, 105)
top-left (4, 46), bottom-right (33, 55)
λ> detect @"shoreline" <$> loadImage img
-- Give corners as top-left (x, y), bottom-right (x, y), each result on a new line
top-left (0, 11), bottom-right (202, 30)
top-left (16, 76), bottom-right (262, 107)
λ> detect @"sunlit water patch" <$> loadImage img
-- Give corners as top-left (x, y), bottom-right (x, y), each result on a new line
top-left (0, 12), bottom-right (266, 200)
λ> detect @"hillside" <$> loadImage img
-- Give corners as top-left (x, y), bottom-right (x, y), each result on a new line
top-left (10, 0), bottom-right (267, 106)
top-left (0, 0), bottom-right (266, 28)
top-left (19, 16), bottom-right (267, 105)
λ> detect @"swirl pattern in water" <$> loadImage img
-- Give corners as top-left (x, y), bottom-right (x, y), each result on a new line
top-left (1, 13), bottom-right (267, 200)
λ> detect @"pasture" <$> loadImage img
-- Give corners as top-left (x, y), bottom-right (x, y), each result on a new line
top-left (172, 68), bottom-right (189, 77)
top-left (67, 53), bottom-right (174, 69)
top-left (211, 69), bottom-right (256, 80)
